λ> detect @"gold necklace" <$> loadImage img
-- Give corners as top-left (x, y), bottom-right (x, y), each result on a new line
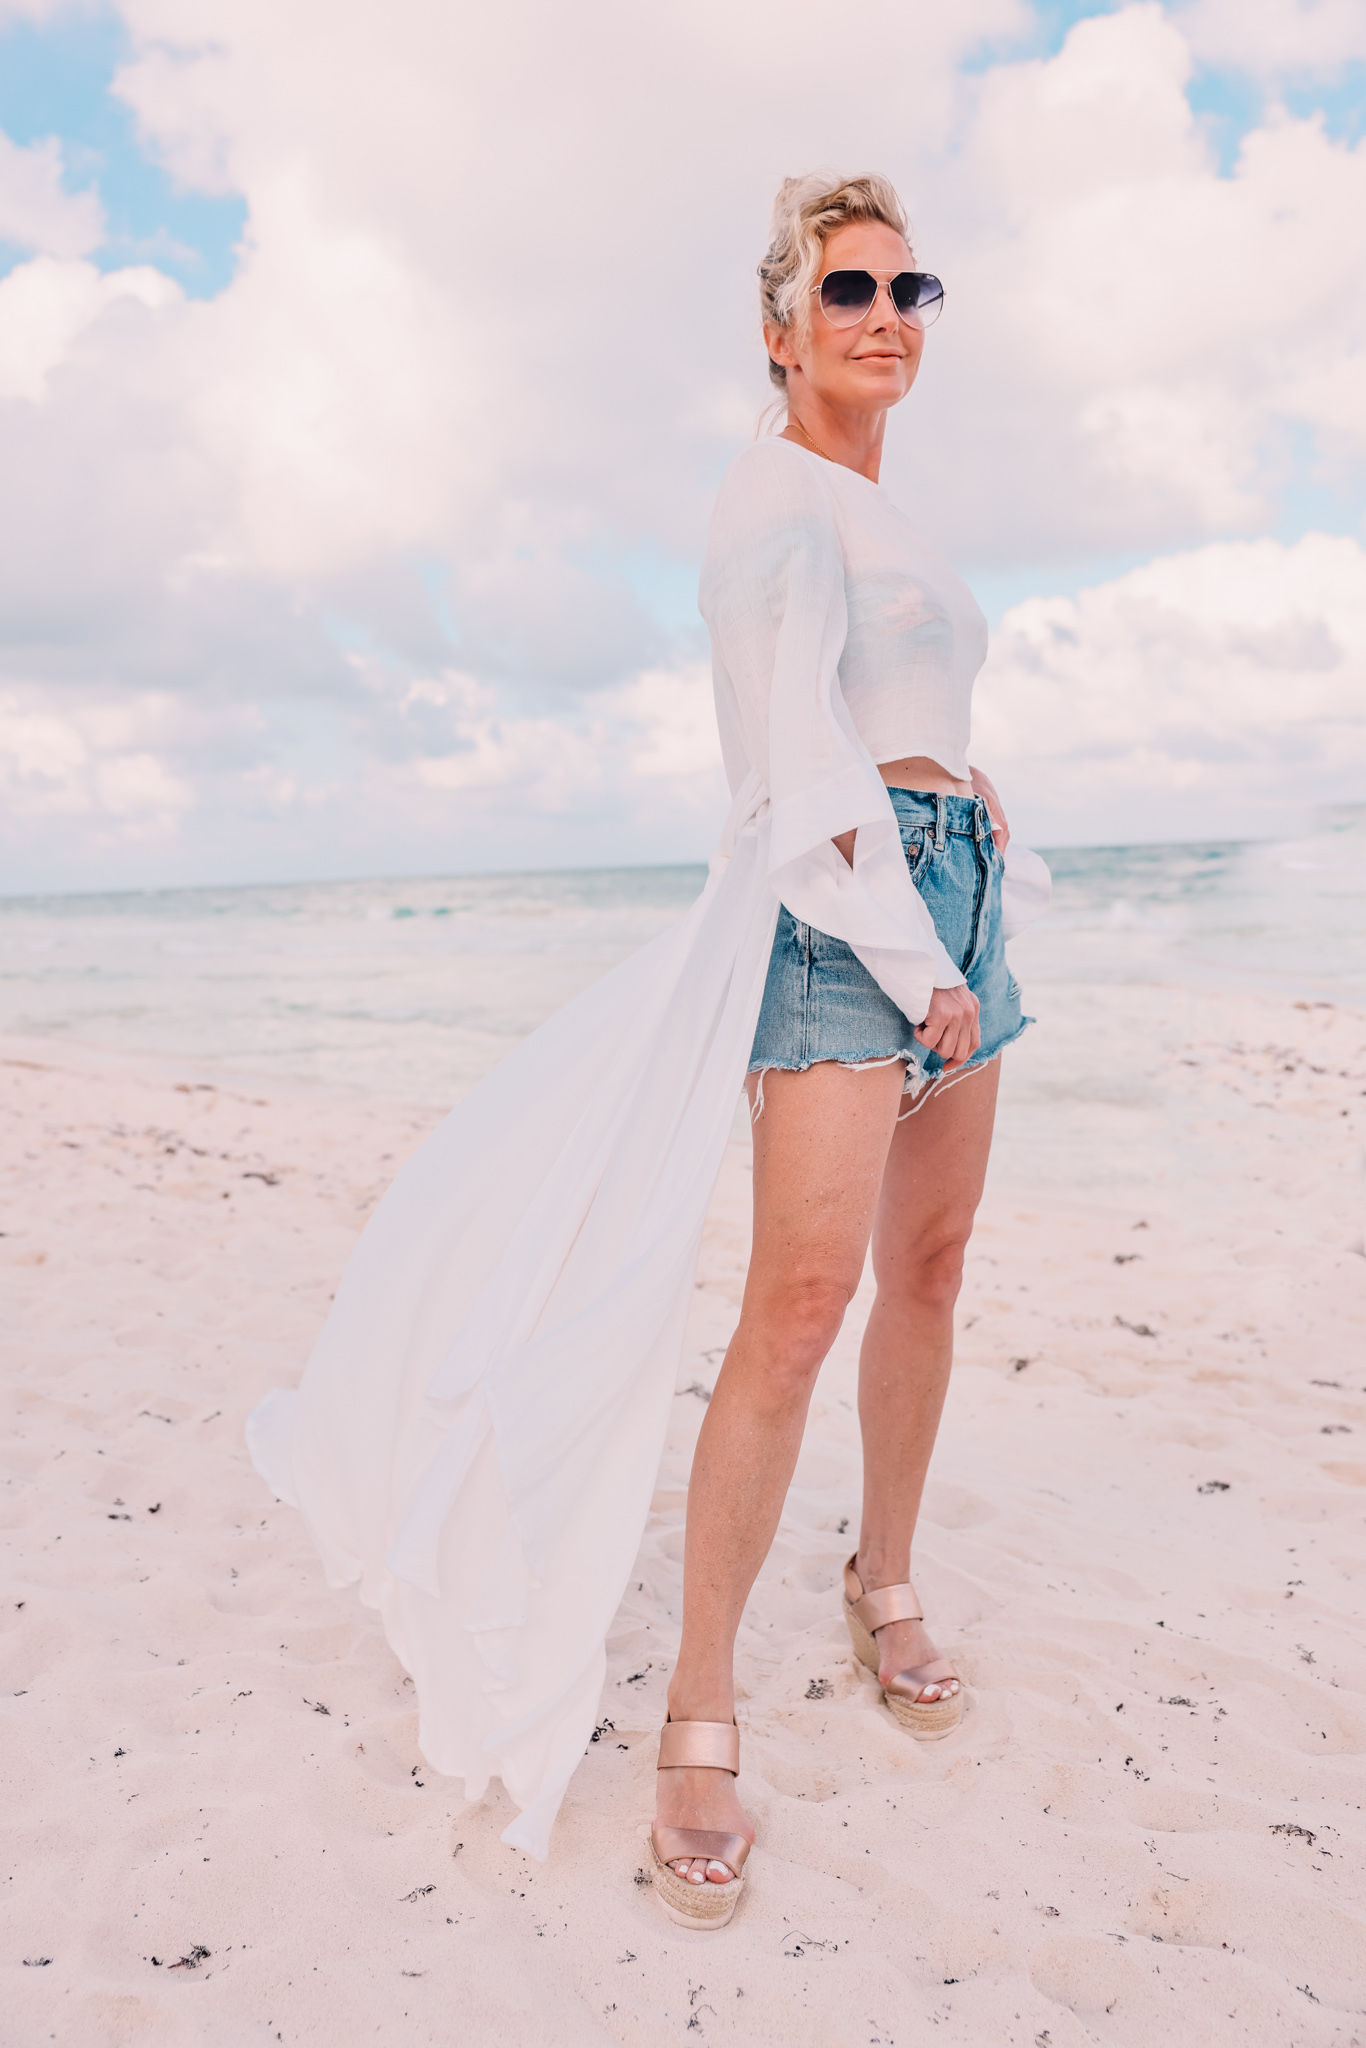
top-left (787, 415), bottom-right (834, 463)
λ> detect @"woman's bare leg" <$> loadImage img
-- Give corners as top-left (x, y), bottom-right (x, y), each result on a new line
top-left (855, 1061), bottom-right (1000, 1693)
top-left (657, 1058), bottom-right (906, 1881)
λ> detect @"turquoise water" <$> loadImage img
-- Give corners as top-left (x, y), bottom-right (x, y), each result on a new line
top-left (2, 808), bottom-right (1362, 1101)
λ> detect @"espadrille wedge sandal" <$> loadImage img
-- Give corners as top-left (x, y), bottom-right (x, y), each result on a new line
top-left (649, 1717), bottom-right (751, 1930)
top-left (842, 1554), bottom-right (963, 1740)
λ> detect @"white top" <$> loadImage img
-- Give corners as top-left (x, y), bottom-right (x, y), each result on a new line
top-left (706, 436), bottom-right (986, 788)
top-left (701, 434), bottom-right (1005, 1012)
top-left (246, 439), bottom-right (1051, 1865)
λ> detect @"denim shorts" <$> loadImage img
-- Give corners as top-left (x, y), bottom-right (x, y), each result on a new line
top-left (748, 789), bottom-right (1032, 1096)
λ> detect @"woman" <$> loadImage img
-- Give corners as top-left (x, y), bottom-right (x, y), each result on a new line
top-left (649, 172), bottom-right (1040, 1929)
top-left (247, 172), bottom-right (1047, 1926)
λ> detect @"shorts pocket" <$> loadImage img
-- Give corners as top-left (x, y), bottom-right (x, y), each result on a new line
top-left (900, 827), bottom-right (927, 876)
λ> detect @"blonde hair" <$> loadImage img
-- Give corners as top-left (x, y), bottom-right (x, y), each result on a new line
top-left (759, 172), bottom-right (911, 392)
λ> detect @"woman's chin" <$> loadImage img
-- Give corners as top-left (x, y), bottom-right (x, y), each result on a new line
top-left (843, 365), bottom-right (912, 402)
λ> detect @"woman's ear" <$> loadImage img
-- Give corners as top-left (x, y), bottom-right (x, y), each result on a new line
top-left (763, 321), bottom-right (796, 371)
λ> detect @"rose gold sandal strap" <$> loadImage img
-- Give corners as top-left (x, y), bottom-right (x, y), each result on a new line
top-left (843, 1554), bottom-right (925, 1633)
top-left (884, 1663), bottom-right (960, 1703)
top-left (651, 1825), bottom-right (751, 1875)
top-left (852, 1582), bottom-right (924, 1630)
top-left (656, 1718), bottom-right (740, 1774)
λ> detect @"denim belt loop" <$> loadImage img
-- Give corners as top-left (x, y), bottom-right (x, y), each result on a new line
top-left (974, 797), bottom-right (990, 843)
top-left (933, 794), bottom-right (947, 852)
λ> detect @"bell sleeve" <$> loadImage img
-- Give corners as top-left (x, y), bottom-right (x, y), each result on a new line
top-left (701, 438), bottom-right (964, 1026)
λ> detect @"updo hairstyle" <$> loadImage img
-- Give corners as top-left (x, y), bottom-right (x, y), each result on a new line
top-left (759, 172), bottom-right (911, 391)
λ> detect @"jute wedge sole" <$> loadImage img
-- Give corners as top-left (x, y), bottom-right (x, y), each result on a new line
top-left (649, 1717), bottom-right (750, 1930)
top-left (842, 1555), bottom-right (964, 1741)
top-left (648, 1835), bottom-right (744, 1929)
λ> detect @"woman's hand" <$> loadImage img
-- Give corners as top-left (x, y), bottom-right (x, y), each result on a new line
top-left (969, 764), bottom-right (1009, 851)
top-left (915, 984), bottom-right (981, 1069)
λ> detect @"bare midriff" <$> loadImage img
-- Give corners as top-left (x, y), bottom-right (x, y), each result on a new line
top-left (833, 756), bottom-right (973, 868)
top-left (877, 753), bottom-right (972, 797)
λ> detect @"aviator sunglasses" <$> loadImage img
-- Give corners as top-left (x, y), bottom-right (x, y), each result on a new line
top-left (811, 268), bottom-right (944, 330)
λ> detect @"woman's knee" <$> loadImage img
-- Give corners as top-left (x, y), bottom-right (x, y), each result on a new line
top-left (882, 1232), bottom-right (971, 1315)
top-left (742, 1276), bottom-right (853, 1393)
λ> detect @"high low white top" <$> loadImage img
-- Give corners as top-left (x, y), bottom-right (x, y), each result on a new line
top-left (707, 436), bottom-right (987, 791)
top-left (703, 435), bottom-right (996, 1008)
top-left (246, 434), bottom-right (1050, 1864)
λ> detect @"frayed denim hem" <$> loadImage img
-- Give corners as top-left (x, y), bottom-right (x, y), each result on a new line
top-left (745, 1049), bottom-right (914, 1079)
top-left (746, 1012), bottom-right (1033, 1122)
top-left (747, 1050), bottom-right (905, 1122)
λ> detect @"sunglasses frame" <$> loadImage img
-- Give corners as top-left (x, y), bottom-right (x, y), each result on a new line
top-left (809, 267), bottom-right (944, 331)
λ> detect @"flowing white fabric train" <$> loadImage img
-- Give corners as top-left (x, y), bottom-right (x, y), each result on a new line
top-left (247, 775), bottom-right (780, 1856)
top-left (246, 762), bottom-right (1047, 1859)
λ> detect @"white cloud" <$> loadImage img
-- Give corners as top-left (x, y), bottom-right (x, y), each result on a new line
top-left (401, 662), bottom-right (725, 806)
top-left (0, 0), bottom-right (1362, 889)
top-left (0, 128), bottom-right (103, 259)
top-left (0, 695), bottom-right (88, 807)
top-left (0, 0), bottom-right (80, 30)
top-left (0, 653), bottom-right (729, 890)
top-left (0, 686), bottom-right (194, 835)
top-left (92, 0), bottom-right (1366, 574)
top-left (603, 665), bottom-right (728, 784)
top-left (888, 7), bottom-right (1366, 549)
top-left (0, 256), bottom-right (180, 400)
top-left (8, 530), bottom-right (1359, 885)
top-left (96, 749), bottom-right (194, 826)
top-left (1177, 0), bottom-right (1366, 79)
top-left (973, 531), bottom-right (1366, 844)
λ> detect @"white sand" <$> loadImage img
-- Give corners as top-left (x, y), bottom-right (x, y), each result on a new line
top-left (4, 985), bottom-right (1365, 2045)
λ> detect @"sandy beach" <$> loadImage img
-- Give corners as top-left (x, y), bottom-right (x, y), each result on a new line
top-left (4, 981), bottom-right (1364, 2045)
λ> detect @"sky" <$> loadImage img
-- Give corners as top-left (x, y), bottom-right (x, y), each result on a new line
top-left (0, 0), bottom-right (1363, 893)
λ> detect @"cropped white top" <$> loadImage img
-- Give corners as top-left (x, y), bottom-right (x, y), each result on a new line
top-left (702, 436), bottom-right (986, 789)
top-left (700, 434), bottom-right (1026, 1012)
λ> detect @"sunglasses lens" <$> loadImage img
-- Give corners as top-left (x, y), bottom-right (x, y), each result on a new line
top-left (891, 272), bottom-right (944, 329)
top-left (819, 270), bottom-right (878, 326)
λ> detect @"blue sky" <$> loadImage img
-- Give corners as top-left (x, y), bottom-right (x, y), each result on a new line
top-left (0, 8), bottom-right (244, 293)
top-left (0, 0), bottom-right (1362, 886)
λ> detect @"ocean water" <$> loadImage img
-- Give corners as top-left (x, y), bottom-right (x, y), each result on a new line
top-left (1005, 804), bottom-right (1366, 1000)
top-left (2, 807), bottom-right (1362, 1102)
